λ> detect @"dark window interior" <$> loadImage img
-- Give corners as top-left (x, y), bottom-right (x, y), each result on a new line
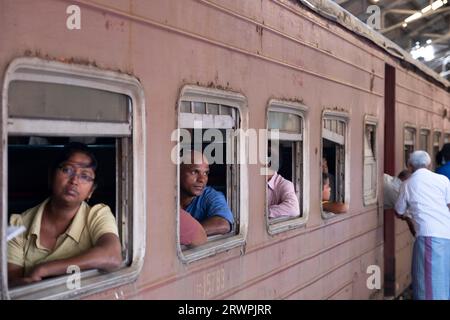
top-left (404, 145), bottom-right (414, 167)
top-left (8, 136), bottom-right (116, 217)
top-left (268, 139), bottom-right (294, 182)
top-left (323, 138), bottom-right (337, 202)
top-left (278, 141), bottom-right (294, 182)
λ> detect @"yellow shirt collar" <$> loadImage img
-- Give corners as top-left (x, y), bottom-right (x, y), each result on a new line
top-left (28, 198), bottom-right (88, 245)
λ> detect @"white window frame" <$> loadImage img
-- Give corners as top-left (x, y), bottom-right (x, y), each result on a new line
top-left (1, 57), bottom-right (146, 300)
top-left (176, 85), bottom-right (248, 264)
top-left (363, 116), bottom-right (378, 206)
top-left (419, 128), bottom-right (431, 153)
top-left (321, 111), bottom-right (350, 219)
top-left (266, 100), bottom-right (308, 235)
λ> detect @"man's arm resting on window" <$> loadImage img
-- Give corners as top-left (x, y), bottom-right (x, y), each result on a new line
top-left (8, 233), bottom-right (122, 286)
top-left (269, 193), bottom-right (300, 218)
top-left (323, 201), bottom-right (348, 214)
top-left (201, 216), bottom-right (231, 236)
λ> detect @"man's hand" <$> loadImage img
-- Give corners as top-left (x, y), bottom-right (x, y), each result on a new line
top-left (25, 264), bottom-right (48, 282)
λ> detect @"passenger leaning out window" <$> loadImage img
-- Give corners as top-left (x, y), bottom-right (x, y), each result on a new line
top-left (322, 172), bottom-right (348, 214)
top-left (179, 150), bottom-right (234, 236)
top-left (7, 142), bottom-right (122, 287)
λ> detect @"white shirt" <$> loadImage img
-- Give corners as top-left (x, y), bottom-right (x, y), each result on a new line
top-left (395, 168), bottom-right (450, 239)
top-left (383, 173), bottom-right (402, 210)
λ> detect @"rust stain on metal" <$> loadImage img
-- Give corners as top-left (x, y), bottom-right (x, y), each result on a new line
top-left (188, 81), bottom-right (242, 95)
top-left (22, 50), bottom-right (135, 76)
top-left (370, 74), bottom-right (375, 92)
top-left (256, 25), bottom-right (263, 37)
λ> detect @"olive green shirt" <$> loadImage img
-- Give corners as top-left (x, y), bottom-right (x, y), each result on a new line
top-left (8, 198), bottom-right (119, 275)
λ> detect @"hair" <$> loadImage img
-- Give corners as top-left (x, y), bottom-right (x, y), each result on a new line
top-left (268, 140), bottom-right (282, 172)
top-left (408, 150), bottom-right (431, 170)
top-left (441, 143), bottom-right (450, 162)
top-left (397, 169), bottom-right (411, 181)
top-left (50, 142), bottom-right (98, 184)
top-left (179, 148), bottom-right (207, 165)
top-left (322, 172), bottom-right (329, 187)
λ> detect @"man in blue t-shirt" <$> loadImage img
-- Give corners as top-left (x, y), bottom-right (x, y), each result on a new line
top-left (180, 150), bottom-right (234, 236)
top-left (436, 143), bottom-right (450, 180)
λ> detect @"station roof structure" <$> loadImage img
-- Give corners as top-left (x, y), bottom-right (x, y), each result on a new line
top-left (333, 0), bottom-right (450, 80)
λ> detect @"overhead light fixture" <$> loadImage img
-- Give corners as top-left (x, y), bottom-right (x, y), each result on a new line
top-left (405, 12), bottom-right (422, 23)
top-left (426, 39), bottom-right (432, 44)
top-left (405, 0), bottom-right (448, 23)
top-left (402, 22), bottom-right (408, 28)
top-left (432, 0), bottom-right (445, 10)
top-left (421, 5), bottom-right (432, 13)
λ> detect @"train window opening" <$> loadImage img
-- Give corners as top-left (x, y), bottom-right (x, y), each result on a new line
top-left (177, 86), bottom-right (247, 261)
top-left (266, 101), bottom-right (307, 234)
top-left (433, 131), bottom-right (441, 169)
top-left (404, 127), bottom-right (416, 167)
top-left (2, 58), bottom-right (146, 300)
top-left (322, 114), bottom-right (348, 218)
top-left (444, 133), bottom-right (450, 144)
top-left (363, 119), bottom-right (377, 206)
top-left (419, 129), bottom-right (430, 153)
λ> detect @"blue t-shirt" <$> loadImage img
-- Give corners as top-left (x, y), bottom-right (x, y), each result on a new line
top-left (436, 162), bottom-right (450, 181)
top-left (185, 186), bottom-right (234, 225)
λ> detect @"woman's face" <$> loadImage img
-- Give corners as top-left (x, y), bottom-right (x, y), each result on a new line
top-left (51, 152), bottom-right (96, 205)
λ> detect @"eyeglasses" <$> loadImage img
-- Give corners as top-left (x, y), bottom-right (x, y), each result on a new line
top-left (58, 165), bottom-right (95, 184)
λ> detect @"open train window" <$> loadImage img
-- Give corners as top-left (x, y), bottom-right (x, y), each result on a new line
top-left (266, 100), bottom-right (308, 234)
top-left (321, 112), bottom-right (349, 218)
top-left (1, 58), bottom-right (146, 300)
top-left (419, 129), bottom-right (430, 153)
top-left (363, 117), bottom-right (377, 206)
top-left (404, 126), bottom-right (416, 167)
top-left (177, 85), bottom-right (247, 263)
top-left (444, 133), bottom-right (450, 144)
top-left (433, 131), bottom-right (441, 169)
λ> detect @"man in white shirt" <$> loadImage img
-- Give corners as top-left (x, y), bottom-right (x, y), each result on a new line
top-left (384, 170), bottom-right (415, 237)
top-left (395, 150), bottom-right (450, 300)
top-left (384, 170), bottom-right (411, 210)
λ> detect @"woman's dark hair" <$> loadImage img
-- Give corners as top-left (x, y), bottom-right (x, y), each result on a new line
top-left (50, 142), bottom-right (98, 184)
top-left (322, 172), bottom-right (329, 187)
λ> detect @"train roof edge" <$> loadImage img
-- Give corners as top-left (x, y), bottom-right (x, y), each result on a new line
top-left (291, 0), bottom-right (450, 90)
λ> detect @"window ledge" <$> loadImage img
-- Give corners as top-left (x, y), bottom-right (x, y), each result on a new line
top-left (8, 263), bottom-right (142, 300)
top-left (179, 234), bottom-right (246, 264)
top-left (322, 210), bottom-right (342, 220)
top-left (267, 216), bottom-right (307, 235)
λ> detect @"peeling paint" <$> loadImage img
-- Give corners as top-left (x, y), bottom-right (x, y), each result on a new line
top-left (21, 50), bottom-right (135, 76)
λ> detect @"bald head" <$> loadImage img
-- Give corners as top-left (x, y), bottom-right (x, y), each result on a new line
top-left (180, 149), bottom-right (209, 166)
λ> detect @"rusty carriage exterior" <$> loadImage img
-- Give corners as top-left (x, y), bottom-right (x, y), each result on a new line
top-left (1, 0), bottom-right (449, 300)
